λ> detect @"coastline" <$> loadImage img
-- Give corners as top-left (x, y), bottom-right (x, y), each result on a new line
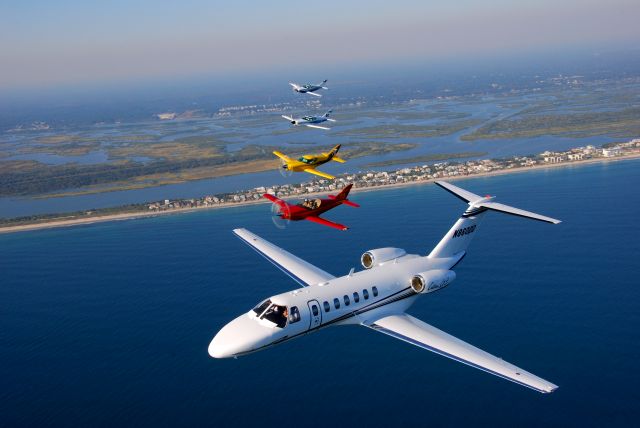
top-left (1, 152), bottom-right (638, 235)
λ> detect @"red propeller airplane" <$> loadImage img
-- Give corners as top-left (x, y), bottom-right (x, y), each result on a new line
top-left (263, 184), bottom-right (360, 231)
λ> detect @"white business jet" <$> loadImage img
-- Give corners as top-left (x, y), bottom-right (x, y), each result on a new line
top-left (209, 181), bottom-right (561, 393)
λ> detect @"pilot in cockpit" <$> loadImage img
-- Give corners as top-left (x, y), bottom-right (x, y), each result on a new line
top-left (301, 199), bottom-right (320, 209)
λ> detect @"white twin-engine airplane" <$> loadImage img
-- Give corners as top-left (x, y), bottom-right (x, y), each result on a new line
top-left (281, 110), bottom-right (335, 130)
top-left (209, 181), bottom-right (561, 393)
top-left (289, 79), bottom-right (329, 96)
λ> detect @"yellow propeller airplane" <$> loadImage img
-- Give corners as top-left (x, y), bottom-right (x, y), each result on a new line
top-left (273, 144), bottom-right (346, 180)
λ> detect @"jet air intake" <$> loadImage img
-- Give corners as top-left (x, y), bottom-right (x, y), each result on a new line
top-left (410, 270), bottom-right (456, 294)
top-left (361, 247), bottom-right (407, 269)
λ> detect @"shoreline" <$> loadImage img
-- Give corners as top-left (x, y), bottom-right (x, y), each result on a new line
top-left (1, 153), bottom-right (638, 235)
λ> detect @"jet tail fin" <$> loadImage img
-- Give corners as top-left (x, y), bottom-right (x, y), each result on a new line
top-left (329, 183), bottom-right (359, 207)
top-left (428, 181), bottom-right (561, 259)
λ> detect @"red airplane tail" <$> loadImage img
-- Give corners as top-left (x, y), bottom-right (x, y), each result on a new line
top-left (329, 184), bottom-right (360, 207)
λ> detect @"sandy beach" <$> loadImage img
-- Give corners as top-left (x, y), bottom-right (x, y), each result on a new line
top-left (1, 152), bottom-right (638, 235)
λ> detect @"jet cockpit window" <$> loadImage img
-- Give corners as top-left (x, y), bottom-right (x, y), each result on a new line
top-left (298, 157), bottom-right (316, 164)
top-left (288, 306), bottom-right (301, 324)
top-left (302, 116), bottom-right (315, 121)
top-left (252, 299), bottom-right (272, 317)
top-left (260, 304), bottom-right (288, 328)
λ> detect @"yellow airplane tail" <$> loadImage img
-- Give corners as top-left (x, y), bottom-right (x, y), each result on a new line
top-left (323, 144), bottom-right (346, 163)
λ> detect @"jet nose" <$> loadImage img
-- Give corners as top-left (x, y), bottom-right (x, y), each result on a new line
top-left (208, 334), bottom-right (228, 358)
top-left (208, 314), bottom-right (274, 358)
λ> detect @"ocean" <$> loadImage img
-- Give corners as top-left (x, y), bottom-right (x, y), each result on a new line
top-left (1, 159), bottom-right (639, 427)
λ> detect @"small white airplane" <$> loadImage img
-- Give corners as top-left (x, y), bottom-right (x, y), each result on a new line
top-left (289, 79), bottom-right (328, 97)
top-left (209, 181), bottom-right (561, 393)
top-left (281, 110), bottom-right (335, 130)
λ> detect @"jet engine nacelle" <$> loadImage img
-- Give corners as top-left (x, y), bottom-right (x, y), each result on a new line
top-left (410, 269), bottom-right (456, 294)
top-left (361, 247), bottom-right (407, 269)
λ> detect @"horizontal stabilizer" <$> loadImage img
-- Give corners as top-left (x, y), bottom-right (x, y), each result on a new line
top-left (435, 181), bottom-right (482, 203)
top-left (435, 181), bottom-right (561, 224)
top-left (480, 201), bottom-right (561, 224)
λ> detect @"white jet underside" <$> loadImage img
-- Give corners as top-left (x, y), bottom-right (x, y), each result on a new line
top-left (232, 227), bottom-right (558, 394)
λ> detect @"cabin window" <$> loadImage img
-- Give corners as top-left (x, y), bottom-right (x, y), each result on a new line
top-left (372, 286), bottom-right (379, 297)
top-left (252, 299), bottom-right (272, 317)
top-left (334, 298), bottom-right (340, 309)
top-left (289, 306), bottom-right (301, 323)
top-left (353, 292), bottom-right (360, 303)
top-left (323, 301), bottom-right (331, 312)
top-left (343, 295), bottom-right (350, 306)
top-left (363, 289), bottom-right (369, 300)
top-left (311, 304), bottom-right (319, 316)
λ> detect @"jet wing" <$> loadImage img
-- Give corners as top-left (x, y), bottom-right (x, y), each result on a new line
top-left (305, 124), bottom-right (330, 130)
top-left (304, 168), bottom-right (335, 180)
top-left (306, 91), bottom-right (322, 97)
top-left (365, 314), bottom-right (558, 394)
top-left (305, 216), bottom-right (348, 231)
top-left (233, 228), bottom-right (334, 287)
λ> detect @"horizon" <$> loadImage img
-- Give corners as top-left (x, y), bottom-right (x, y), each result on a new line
top-left (2, 0), bottom-right (639, 93)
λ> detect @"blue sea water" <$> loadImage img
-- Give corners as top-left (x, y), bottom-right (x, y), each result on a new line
top-left (1, 160), bottom-right (639, 427)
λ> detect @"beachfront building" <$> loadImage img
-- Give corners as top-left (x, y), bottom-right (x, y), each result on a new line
top-left (542, 153), bottom-right (565, 163)
top-left (602, 147), bottom-right (622, 157)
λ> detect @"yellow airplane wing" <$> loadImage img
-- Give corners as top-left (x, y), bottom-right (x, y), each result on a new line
top-left (331, 156), bottom-right (346, 163)
top-left (273, 151), bottom-right (291, 161)
top-left (304, 168), bottom-right (335, 180)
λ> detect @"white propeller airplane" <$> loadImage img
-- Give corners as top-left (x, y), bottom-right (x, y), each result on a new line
top-left (289, 79), bottom-right (329, 96)
top-left (281, 110), bottom-right (335, 130)
top-left (209, 181), bottom-right (561, 393)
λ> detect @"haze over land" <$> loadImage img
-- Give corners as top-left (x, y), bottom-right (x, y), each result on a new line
top-left (2, 0), bottom-right (639, 90)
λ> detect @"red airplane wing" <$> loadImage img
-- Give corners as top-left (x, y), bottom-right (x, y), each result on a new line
top-left (305, 216), bottom-right (348, 231)
top-left (262, 193), bottom-right (289, 210)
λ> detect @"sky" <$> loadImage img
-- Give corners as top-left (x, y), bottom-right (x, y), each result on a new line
top-left (1, 0), bottom-right (639, 90)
